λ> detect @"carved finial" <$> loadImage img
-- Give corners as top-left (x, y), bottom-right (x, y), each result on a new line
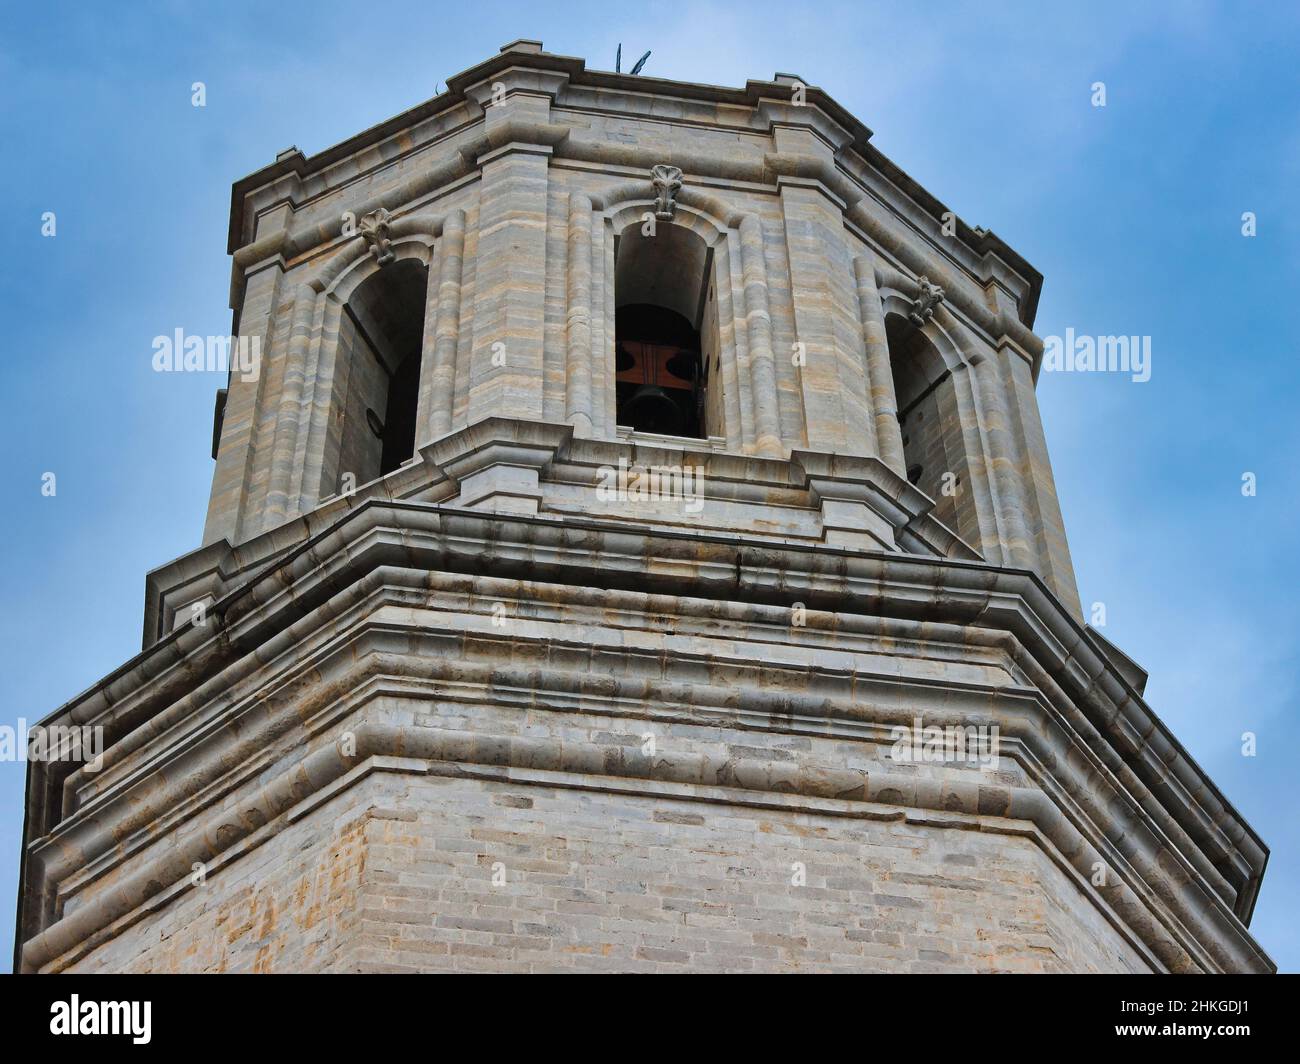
top-left (651, 164), bottom-right (683, 220)
top-left (358, 207), bottom-right (395, 266)
top-left (909, 275), bottom-right (945, 326)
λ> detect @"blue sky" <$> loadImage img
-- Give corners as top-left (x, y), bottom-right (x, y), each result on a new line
top-left (1, 0), bottom-right (1295, 970)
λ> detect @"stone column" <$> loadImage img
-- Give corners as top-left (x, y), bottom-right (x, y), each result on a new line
top-left (778, 177), bottom-right (873, 456)
top-left (203, 251), bottom-right (285, 545)
top-left (1000, 338), bottom-right (1082, 618)
top-left (466, 96), bottom-right (551, 427)
top-left (854, 254), bottom-right (907, 477)
top-left (738, 214), bottom-right (783, 458)
top-left (425, 209), bottom-right (465, 441)
top-left (565, 192), bottom-right (594, 437)
top-left (962, 326), bottom-right (1035, 570)
top-left (590, 216), bottom-right (613, 438)
top-left (260, 282), bottom-right (317, 531)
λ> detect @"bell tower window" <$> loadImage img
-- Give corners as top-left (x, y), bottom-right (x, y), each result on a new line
top-left (615, 305), bottom-right (702, 438)
top-left (613, 222), bottom-right (715, 440)
top-left (886, 312), bottom-right (978, 545)
top-left (337, 259), bottom-right (428, 484)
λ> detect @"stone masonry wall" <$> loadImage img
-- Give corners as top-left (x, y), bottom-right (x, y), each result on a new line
top-left (68, 770), bottom-right (1150, 974)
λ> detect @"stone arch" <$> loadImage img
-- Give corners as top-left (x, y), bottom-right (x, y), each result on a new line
top-left (877, 283), bottom-right (997, 555)
top-left (595, 192), bottom-right (774, 450)
top-left (595, 196), bottom-right (755, 450)
top-left (282, 228), bottom-right (442, 521)
top-left (606, 209), bottom-right (714, 440)
top-left (313, 213), bottom-right (444, 296)
top-left (605, 199), bottom-right (728, 250)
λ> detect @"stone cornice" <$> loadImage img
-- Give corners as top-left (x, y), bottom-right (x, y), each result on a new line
top-left (148, 419), bottom-right (981, 643)
top-left (22, 499), bottom-right (1269, 956)
top-left (224, 42), bottom-right (1042, 329)
top-left (18, 550), bottom-right (1272, 973)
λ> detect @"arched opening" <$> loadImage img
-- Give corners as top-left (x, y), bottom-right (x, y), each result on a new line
top-left (614, 222), bottom-right (716, 439)
top-left (886, 313), bottom-right (976, 543)
top-left (336, 259), bottom-right (428, 484)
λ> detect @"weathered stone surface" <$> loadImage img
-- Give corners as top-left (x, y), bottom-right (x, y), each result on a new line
top-left (15, 41), bottom-right (1271, 974)
top-left (67, 772), bottom-right (1151, 974)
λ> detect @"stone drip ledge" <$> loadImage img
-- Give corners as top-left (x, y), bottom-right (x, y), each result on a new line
top-left (22, 587), bottom-right (1270, 974)
top-left (25, 714), bottom-right (1258, 975)
top-left (40, 646), bottom-right (1241, 976)
top-left (40, 758), bottom-right (1156, 973)
top-left (148, 417), bottom-right (972, 645)
top-left (42, 499), bottom-right (1270, 917)
top-left (20, 513), bottom-right (1269, 969)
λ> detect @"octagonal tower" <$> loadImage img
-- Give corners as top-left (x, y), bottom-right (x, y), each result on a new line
top-left (16, 40), bottom-right (1271, 973)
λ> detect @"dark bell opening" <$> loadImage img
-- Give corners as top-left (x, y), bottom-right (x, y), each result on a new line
top-left (380, 350), bottom-right (421, 474)
top-left (615, 304), bottom-right (705, 439)
top-left (346, 259), bottom-right (428, 482)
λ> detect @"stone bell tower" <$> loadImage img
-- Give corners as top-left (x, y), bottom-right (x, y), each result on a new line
top-left (17, 40), bottom-right (1271, 973)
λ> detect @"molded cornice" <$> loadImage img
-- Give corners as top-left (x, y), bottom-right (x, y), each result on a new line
top-left (225, 41), bottom-right (1042, 330)
top-left (20, 494), bottom-right (1271, 973)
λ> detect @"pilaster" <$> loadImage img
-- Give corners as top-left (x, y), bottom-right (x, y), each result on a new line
top-left (464, 81), bottom-right (559, 429)
top-left (203, 224), bottom-right (286, 545)
top-left (773, 125), bottom-right (874, 456)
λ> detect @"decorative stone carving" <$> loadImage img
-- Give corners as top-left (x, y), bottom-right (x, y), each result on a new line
top-left (357, 207), bottom-right (395, 266)
top-left (651, 163), bottom-right (683, 220)
top-left (909, 274), bottom-right (945, 326)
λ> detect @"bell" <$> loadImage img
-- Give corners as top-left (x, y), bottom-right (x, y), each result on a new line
top-left (623, 384), bottom-right (685, 436)
top-left (664, 350), bottom-right (700, 383)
